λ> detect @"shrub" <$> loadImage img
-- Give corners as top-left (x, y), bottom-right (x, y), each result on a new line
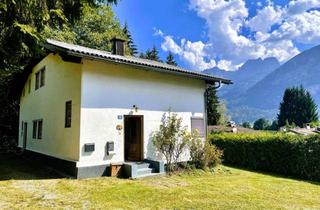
top-left (152, 112), bottom-right (192, 172)
top-left (242, 122), bottom-right (252, 128)
top-left (190, 134), bottom-right (223, 169)
top-left (210, 133), bottom-right (320, 181)
top-left (253, 118), bottom-right (271, 130)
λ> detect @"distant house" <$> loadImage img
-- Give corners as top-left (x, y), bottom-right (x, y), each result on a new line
top-left (18, 39), bottom-right (231, 178)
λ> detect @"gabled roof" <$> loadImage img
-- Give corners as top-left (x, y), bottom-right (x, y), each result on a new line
top-left (44, 39), bottom-right (232, 85)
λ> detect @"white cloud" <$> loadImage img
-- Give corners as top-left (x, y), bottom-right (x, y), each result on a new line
top-left (270, 10), bottom-right (320, 44)
top-left (157, 0), bottom-right (320, 71)
top-left (287, 0), bottom-right (320, 15)
top-left (161, 36), bottom-right (216, 70)
top-left (153, 28), bottom-right (164, 36)
top-left (247, 3), bottom-right (283, 33)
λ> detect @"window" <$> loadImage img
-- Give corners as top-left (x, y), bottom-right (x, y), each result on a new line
top-left (65, 101), bottom-right (72, 128)
top-left (33, 121), bottom-right (37, 138)
top-left (35, 72), bottom-right (40, 90)
top-left (28, 79), bottom-right (31, 93)
top-left (33, 119), bottom-right (43, 139)
top-left (191, 117), bottom-right (205, 137)
top-left (21, 121), bottom-right (24, 136)
top-left (35, 67), bottom-right (45, 90)
top-left (40, 68), bottom-right (45, 87)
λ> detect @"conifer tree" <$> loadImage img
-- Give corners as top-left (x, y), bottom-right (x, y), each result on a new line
top-left (166, 52), bottom-right (177, 66)
top-left (206, 86), bottom-right (221, 125)
top-left (123, 22), bottom-right (138, 56)
top-left (145, 46), bottom-right (161, 62)
top-left (277, 86), bottom-right (318, 127)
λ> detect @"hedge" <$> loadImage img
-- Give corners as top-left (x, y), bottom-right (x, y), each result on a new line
top-left (210, 133), bottom-right (320, 182)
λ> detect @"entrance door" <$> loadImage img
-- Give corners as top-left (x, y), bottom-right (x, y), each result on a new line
top-left (124, 116), bottom-right (143, 161)
top-left (23, 122), bottom-right (28, 149)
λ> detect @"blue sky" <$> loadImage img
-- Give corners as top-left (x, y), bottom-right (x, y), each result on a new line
top-left (114, 0), bottom-right (320, 71)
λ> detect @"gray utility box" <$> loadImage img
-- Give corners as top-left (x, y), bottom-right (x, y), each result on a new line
top-left (106, 142), bottom-right (116, 155)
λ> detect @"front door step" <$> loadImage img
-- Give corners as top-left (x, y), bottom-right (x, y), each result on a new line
top-left (123, 160), bottom-right (165, 179)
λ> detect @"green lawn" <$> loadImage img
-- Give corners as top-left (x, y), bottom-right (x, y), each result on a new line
top-left (1, 155), bottom-right (320, 209)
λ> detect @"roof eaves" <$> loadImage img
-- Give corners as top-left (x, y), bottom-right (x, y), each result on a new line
top-left (43, 40), bottom-right (233, 85)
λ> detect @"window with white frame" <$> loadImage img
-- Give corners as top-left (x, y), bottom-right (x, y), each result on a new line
top-left (33, 119), bottom-right (43, 139)
top-left (35, 67), bottom-right (45, 90)
top-left (191, 117), bottom-right (205, 137)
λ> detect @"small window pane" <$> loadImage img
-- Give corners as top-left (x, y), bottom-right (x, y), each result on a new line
top-left (40, 68), bottom-right (45, 87)
top-left (191, 118), bottom-right (205, 137)
top-left (33, 121), bottom-right (37, 139)
top-left (28, 79), bottom-right (31, 93)
top-left (35, 72), bottom-right (40, 90)
top-left (38, 120), bottom-right (43, 139)
top-left (21, 121), bottom-right (24, 136)
top-left (65, 101), bottom-right (72, 128)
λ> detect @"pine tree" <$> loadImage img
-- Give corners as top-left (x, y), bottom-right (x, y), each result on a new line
top-left (123, 22), bottom-right (138, 56)
top-left (277, 86), bottom-right (318, 127)
top-left (139, 52), bottom-right (146, 59)
top-left (145, 46), bottom-right (161, 62)
top-left (206, 86), bottom-right (221, 125)
top-left (166, 52), bottom-right (177, 66)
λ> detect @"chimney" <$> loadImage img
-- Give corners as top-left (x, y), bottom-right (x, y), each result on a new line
top-left (111, 38), bottom-right (125, 56)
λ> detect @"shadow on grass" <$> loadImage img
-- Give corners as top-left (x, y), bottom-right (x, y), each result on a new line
top-left (223, 163), bottom-right (320, 186)
top-left (0, 153), bottom-right (65, 181)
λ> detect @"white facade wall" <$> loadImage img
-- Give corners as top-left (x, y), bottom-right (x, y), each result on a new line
top-left (78, 59), bottom-right (206, 167)
top-left (18, 54), bottom-right (82, 161)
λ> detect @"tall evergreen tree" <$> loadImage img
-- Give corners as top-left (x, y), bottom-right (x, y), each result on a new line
top-left (122, 22), bottom-right (138, 56)
top-left (0, 0), bottom-right (119, 142)
top-left (277, 86), bottom-right (318, 127)
top-left (166, 52), bottom-right (177, 66)
top-left (206, 86), bottom-right (221, 125)
top-left (139, 52), bottom-right (146, 59)
top-left (145, 46), bottom-right (161, 62)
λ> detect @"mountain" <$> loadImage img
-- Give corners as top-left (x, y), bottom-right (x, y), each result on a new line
top-left (203, 57), bottom-right (280, 99)
top-left (244, 44), bottom-right (320, 111)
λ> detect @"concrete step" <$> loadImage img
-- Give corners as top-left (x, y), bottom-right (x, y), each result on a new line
top-left (137, 167), bottom-right (154, 176)
top-left (136, 162), bottom-right (151, 169)
top-left (135, 172), bottom-right (166, 179)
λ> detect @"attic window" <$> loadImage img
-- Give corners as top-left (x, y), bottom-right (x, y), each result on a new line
top-left (35, 67), bottom-right (45, 90)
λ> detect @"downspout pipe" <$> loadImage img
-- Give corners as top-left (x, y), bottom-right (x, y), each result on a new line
top-left (204, 80), bottom-right (222, 138)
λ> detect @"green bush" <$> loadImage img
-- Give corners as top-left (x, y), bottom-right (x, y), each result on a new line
top-left (210, 133), bottom-right (320, 181)
top-left (190, 137), bottom-right (223, 170)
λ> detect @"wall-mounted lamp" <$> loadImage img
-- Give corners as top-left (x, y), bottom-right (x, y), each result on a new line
top-left (132, 105), bottom-right (139, 112)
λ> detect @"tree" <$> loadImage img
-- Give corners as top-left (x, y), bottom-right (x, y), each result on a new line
top-left (206, 86), bottom-right (221, 125)
top-left (123, 22), bottom-right (138, 56)
top-left (242, 122), bottom-right (252, 128)
top-left (0, 0), bottom-right (121, 145)
top-left (166, 52), bottom-right (177, 66)
top-left (145, 46), bottom-right (161, 62)
top-left (152, 112), bottom-right (193, 172)
top-left (253, 118), bottom-right (271, 130)
top-left (268, 120), bottom-right (278, 131)
top-left (139, 52), bottom-right (146, 59)
top-left (277, 86), bottom-right (318, 127)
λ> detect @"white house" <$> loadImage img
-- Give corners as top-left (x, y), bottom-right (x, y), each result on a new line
top-left (18, 39), bottom-right (231, 178)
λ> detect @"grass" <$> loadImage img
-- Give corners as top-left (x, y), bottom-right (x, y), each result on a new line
top-left (1, 154), bottom-right (320, 209)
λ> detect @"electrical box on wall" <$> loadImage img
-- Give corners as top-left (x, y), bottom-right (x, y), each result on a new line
top-left (84, 143), bottom-right (95, 152)
top-left (106, 142), bottom-right (116, 155)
